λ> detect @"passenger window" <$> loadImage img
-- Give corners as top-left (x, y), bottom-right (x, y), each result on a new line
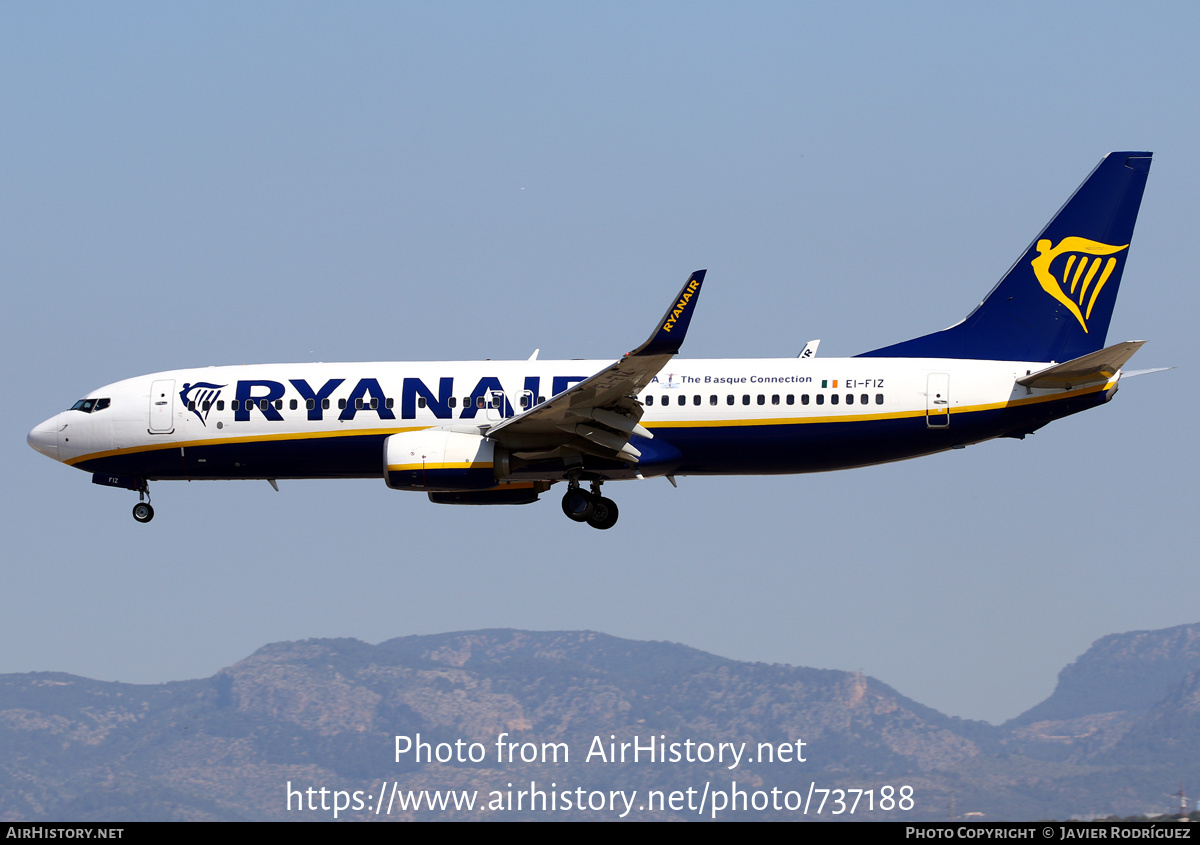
top-left (861, 394), bottom-right (868, 405)
top-left (816, 395), bottom-right (824, 405)
top-left (831, 394), bottom-right (839, 405)
top-left (275, 399), bottom-right (283, 410)
top-left (338, 399), bottom-right (347, 410)
top-left (386, 398), bottom-right (394, 409)
top-left (846, 394), bottom-right (854, 405)
top-left (449, 397), bottom-right (457, 408)
top-left (757, 395), bottom-right (765, 405)
top-left (742, 395), bottom-right (750, 405)
top-left (646, 395), bottom-right (654, 406)
top-left (801, 394), bottom-right (809, 405)
top-left (678, 395), bottom-right (686, 406)
top-left (537, 396), bottom-right (545, 403)
top-left (289, 399), bottom-right (297, 410)
top-left (202, 401), bottom-right (211, 411)
top-left (710, 395), bottom-right (717, 405)
top-left (727, 395), bottom-right (734, 405)
top-left (218, 400), bottom-right (226, 411)
top-left (417, 397), bottom-right (426, 409)
top-left (231, 400), bottom-right (240, 411)
top-left (693, 395), bottom-right (701, 405)
top-left (355, 398), bottom-right (363, 410)
top-left (188, 400), bottom-right (196, 411)
top-left (306, 399), bottom-right (315, 410)
top-left (322, 399), bottom-right (330, 410)
top-left (370, 398), bottom-right (378, 410)
top-left (771, 394), bottom-right (780, 405)
top-left (786, 395), bottom-right (794, 405)
top-left (260, 399), bottom-right (269, 411)
top-left (876, 394), bottom-right (884, 404)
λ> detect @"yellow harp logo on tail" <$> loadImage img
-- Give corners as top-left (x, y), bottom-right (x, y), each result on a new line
top-left (1030, 237), bottom-right (1128, 333)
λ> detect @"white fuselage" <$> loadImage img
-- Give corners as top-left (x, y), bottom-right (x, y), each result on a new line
top-left (28, 355), bottom-right (1115, 483)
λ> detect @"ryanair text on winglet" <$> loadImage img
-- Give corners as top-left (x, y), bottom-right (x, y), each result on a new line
top-left (661, 279), bottom-right (700, 333)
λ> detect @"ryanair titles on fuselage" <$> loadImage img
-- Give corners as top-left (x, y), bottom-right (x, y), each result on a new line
top-left (170, 368), bottom-right (851, 427)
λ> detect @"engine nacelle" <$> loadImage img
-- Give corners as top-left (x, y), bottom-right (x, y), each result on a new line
top-left (384, 429), bottom-right (499, 491)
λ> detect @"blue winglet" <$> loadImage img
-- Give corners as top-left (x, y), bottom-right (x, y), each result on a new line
top-left (629, 270), bottom-right (706, 357)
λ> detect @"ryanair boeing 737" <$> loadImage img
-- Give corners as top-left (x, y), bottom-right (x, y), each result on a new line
top-left (28, 152), bottom-right (1156, 529)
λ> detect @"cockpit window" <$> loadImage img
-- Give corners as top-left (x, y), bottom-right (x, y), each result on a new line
top-left (69, 398), bottom-right (110, 413)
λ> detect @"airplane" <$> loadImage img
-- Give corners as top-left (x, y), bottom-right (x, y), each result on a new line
top-left (28, 151), bottom-right (1157, 529)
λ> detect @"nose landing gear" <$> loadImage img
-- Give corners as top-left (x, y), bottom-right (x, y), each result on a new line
top-left (561, 480), bottom-right (619, 530)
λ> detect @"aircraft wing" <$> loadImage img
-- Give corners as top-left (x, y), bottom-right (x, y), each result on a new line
top-left (486, 270), bottom-right (706, 463)
top-left (1016, 340), bottom-right (1145, 389)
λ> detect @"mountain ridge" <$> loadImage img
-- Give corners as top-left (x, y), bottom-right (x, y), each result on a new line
top-left (3, 625), bottom-right (1200, 821)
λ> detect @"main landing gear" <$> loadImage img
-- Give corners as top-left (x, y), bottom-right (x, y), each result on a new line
top-left (132, 483), bottom-right (154, 523)
top-left (561, 480), bottom-right (619, 530)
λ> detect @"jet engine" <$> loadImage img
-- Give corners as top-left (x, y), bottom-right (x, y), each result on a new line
top-left (384, 429), bottom-right (547, 504)
top-left (384, 429), bottom-right (497, 491)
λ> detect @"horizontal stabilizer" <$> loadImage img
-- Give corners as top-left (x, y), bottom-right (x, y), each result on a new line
top-left (1017, 340), bottom-right (1145, 389)
top-left (1119, 367), bottom-right (1172, 379)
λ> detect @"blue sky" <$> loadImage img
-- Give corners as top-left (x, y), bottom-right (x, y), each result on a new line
top-left (3, 2), bottom-right (1197, 724)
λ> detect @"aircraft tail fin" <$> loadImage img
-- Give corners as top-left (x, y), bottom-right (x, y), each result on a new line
top-left (858, 152), bottom-right (1152, 362)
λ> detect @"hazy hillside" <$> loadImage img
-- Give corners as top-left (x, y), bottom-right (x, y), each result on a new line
top-left (2, 627), bottom-right (1199, 821)
top-left (1012, 624), bottom-right (1200, 725)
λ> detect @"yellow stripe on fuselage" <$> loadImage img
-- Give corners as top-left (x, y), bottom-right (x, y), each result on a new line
top-left (645, 381), bottom-right (1112, 429)
top-left (65, 381), bottom-right (1113, 465)
top-left (64, 426), bottom-right (429, 466)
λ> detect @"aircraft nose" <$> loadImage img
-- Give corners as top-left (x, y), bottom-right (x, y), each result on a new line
top-left (27, 415), bottom-right (61, 461)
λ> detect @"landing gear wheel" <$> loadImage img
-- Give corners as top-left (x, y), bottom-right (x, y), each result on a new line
top-left (561, 489), bottom-right (595, 522)
top-left (586, 497), bottom-right (619, 530)
top-left (132, 503), bottom-right (155, 523)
